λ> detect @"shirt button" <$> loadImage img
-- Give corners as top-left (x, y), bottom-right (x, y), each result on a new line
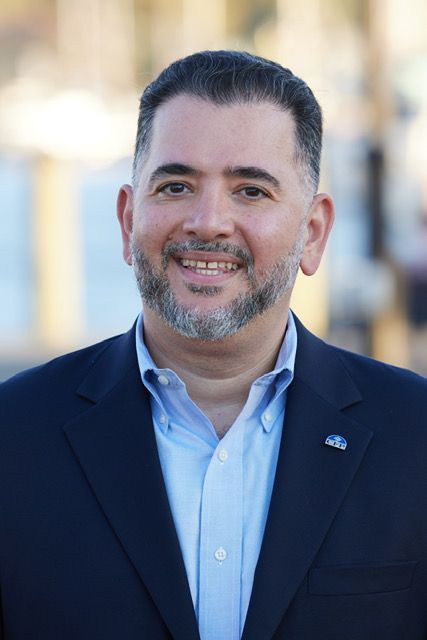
top-left (264, 411), bottom-right (273, 422)
top-left (217, 448), bottom-right (228, 463)
top-left (214, 547), bottom-right (227, 562)
top-left (159, 414), bottom-right (167, 424)
top-left (157, 374), bottom-right (169, 386)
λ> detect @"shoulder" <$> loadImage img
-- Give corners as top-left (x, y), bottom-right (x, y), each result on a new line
top-left (294, 315), bottom-right (427, 420)
top-left (295, 314), bottom-right (426, 390)
top-left (1, 334), bottom-right (117, 390)
top-left (0, 332), bottom-right (129, 425)
top-left (330, 342), bottom-right (427, 397)
top-left (320, 342), bottom-right (427, 436)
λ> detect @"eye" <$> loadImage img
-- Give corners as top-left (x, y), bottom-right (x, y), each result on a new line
top-left (238, 186), bottom-right (269, 200)
top-left (158, 182), bottom-right (191, 196)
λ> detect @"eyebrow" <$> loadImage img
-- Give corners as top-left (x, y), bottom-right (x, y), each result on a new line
top-left (147, 162), bottom-right (281, 191)
top-left (225, 166), bottom-right (281, 190)
top-left (147, 163), bottom-right (199, 189)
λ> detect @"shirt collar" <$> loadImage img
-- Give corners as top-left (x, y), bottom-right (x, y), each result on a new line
top-left (135, 310), bottom-right (297, 390)
top-left (254, 310), bottom-right (297, 387)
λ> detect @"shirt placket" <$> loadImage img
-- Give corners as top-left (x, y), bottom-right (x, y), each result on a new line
top-left (198, 424), bottom-right (243, 640)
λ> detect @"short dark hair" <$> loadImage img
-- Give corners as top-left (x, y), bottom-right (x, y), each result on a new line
top-left (133, 50), bottom-right (322, 191)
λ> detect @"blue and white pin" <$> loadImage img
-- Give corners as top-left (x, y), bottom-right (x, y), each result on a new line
top-left (325, 434), bottom-right (348, 451)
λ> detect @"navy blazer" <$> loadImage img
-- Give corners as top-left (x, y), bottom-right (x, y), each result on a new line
top-left (1, 317), bottom-right (427, 639)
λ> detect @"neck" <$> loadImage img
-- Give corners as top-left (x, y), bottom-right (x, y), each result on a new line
top-left (142, 302), bottom-right (290, 436)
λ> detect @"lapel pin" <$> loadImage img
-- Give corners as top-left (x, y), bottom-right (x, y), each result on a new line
top-left (325, 434), bottom-right (348, 451)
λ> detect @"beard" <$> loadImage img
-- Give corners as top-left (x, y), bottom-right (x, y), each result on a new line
top-left (131, 236), bottom-right (304, 341)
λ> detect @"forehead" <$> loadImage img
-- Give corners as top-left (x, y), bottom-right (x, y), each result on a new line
top-left (143, 94), bottom-right (298, 174)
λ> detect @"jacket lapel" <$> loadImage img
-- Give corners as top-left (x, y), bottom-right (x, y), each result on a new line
top-left (63, 328), bottom-right (200, 640)
top-left (242, 319), bottom-right (373, 640)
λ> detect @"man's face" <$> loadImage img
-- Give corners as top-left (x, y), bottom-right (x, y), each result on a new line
top-left (118, 95), bottom-right (332, 340)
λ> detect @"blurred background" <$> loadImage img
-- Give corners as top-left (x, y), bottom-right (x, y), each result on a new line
top-left (1, 0), bottom-right (427, 380)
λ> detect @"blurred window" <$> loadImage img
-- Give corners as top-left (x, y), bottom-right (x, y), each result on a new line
top-left (0, 154), bottom-right (34, 338)
top-left (79, 158), bottom-right (139, 336)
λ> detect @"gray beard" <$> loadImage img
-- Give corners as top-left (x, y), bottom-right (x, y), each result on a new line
top-left (131, 238), bottom-right (304, 341)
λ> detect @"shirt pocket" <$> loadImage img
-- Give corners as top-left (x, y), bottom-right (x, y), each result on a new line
top-left (308, 560), bottom-right (418, 595)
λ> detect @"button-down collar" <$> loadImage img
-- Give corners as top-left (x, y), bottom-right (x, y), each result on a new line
top-left (135, 310), bottom-right (297, 436)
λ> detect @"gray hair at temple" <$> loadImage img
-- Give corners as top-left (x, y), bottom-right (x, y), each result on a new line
top-left (132, 50), bottom-right (323, 192)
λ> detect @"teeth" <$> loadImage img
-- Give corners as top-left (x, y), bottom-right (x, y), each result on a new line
top-left (181, 259), bottom-right (198, 267)
top-left (180, 258), bottom-right (238, 271)
top-left (196, 268), bottom-right (220, 275)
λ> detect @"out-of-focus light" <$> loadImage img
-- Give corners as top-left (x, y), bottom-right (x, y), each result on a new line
top-left (407, 107), bottom-right (427, 191)
top-left (0, 81), bottom-right (137, 161)
top-left (330, 256), bottom-right (395, 321)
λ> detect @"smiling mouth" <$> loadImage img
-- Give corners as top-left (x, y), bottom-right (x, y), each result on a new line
top-left (179, 258), bottom-right (239, 276)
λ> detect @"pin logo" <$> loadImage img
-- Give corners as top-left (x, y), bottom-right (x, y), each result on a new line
top-left (325, 434), bottom-right (347, 450)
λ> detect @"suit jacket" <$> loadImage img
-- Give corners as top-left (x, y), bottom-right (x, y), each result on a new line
top-left (0, 317), bottom-right (427, 640)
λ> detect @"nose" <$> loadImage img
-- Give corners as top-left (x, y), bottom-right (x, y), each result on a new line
top-left (182, 188), bottom-right (235, 240)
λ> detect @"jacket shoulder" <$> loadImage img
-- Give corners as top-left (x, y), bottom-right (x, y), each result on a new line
top-left (324, 342), bottom-right (427, 435)
top-left (295, 314), bottom-right (426, 395)
top-left (331, 343), bottom-right (427, 395)
top-left (0, 333), bottom-right (126, 424)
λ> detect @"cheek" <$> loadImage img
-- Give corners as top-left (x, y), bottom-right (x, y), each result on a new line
top-left (253, 229), bottom-right (303, 271)
top-left (244, 221), bottom-right (290, 259)
top-left (137, 204), bottom-right (182, 242)
top-left (132, 212), bottom-right (170, 253)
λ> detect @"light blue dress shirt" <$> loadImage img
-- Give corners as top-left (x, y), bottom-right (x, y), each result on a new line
top-left (135, 311), bottom-right (297, 640)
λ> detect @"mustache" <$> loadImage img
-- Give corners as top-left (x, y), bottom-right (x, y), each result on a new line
top-left (161, 240), bottom-right (254, 270)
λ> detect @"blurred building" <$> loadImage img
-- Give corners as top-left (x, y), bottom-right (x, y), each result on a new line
top-left (1, 0), bottom-right (427, 380)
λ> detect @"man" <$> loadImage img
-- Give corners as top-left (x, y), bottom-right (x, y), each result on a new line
top-left (0, 50), bottom-right (426, 640)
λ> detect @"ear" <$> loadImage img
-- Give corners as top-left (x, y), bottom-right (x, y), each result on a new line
top-left (117, 184), bottom-right (134, 266)
top-left (300, 193), bottom-right (335, 276)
